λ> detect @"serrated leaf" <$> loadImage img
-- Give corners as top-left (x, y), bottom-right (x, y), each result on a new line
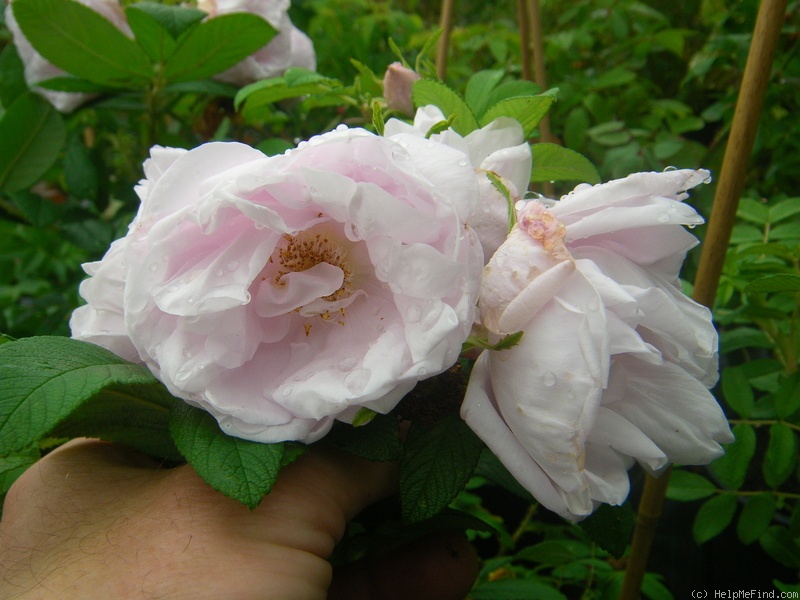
top-left (760, 526), bottom-right (800, 569)
top-left (578, 502), bottom-right (635, 558)
top-left (763, 423), bottom-right (797, 488)
top-left (400, 415), bottom-right (484, 523)
top-left (0, 93), bottom-right (66, 193)
top-left (769, 197), bottom-right (800, 224)
top-left (169, 402), bottom-right (285, 509)
top-left (412, 79), bottom-right (479, 136)
top-left (0, 43), bottom-right (28, 107)
top-left (50, 382), bottom-right (180, 460)
top-left (470, 579), bottom-right (568, 600)
top-left (126, 4), bottom-right (179, 63)
top-left (129, 2), bottom-right (205, 40)
top-left (737, 197), bottom-right (769, 225)
top-left (531, 143), bottom-right (600, 184)
top-left (481, 94), bottom-right (555, 139)
top-left (721, 366), bottom-right (754, 417)
top-left (515, 540), bottom-right (575, 566)
top-left (12, 0), bottom-right (151, 86)
top-left (0, 336), bottom-right (160, 455)
top-left (709, 423), bottom-right (756, 490)
top-left (0, 444), bottom-right (40, 495)
top-left (775, 373), bottom-right (800, 419)
top-left (746, 274), bottom-right (800, 293)
top-left (666, 469), bottom-right (717, 501)
top-left (737, 493), bottom-right (776, 544)
top-left (164, 13), bottom-right (275, 83)
top-left (327, 413), bottom-right (401, 462)
top-left (693, 493), bottom-right (737, 544)
top-left (464, 69), bottom-right (505, 117)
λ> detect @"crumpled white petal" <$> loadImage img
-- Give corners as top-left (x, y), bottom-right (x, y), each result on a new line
top-left (463, 169), bottom-right (733, 520)
top-left (71, 126), bottom-right (481, 444)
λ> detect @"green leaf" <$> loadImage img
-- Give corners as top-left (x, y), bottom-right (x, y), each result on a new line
top-left (0, 44), bottom-right (28, 108)
top-left (737, 493), bottom-right (776, 545)
top-left (470, 579), bottom-right (568, 600)
top-left (719, 327), bottom-right (773, 353)
top-left (0, 444), bottom-right (40, 495)
top-left (737, 197), bottom-right (769, 225)
top-left (126, 4), bottom-right (179, 63)
top-left (484, 80), bottom-right (540, 112)
top-left (0, 336), bottom-right (160, 456)
top-left (50, 382), bottom-right (180, 460)
top-left (774, 373), bottom-right (800, 419)
top-left (666, 469), bottom-right (717, 501)
top-left (771, 221), bottom-right (800, 240)
top-left (235, 75), bottom-right (339, 113)
top-left (64, 132), bottom-right (99, 201)
top-left (400, 415), bottom-right (484, 523)
top-left (35, 76), bottom-right (115, 93)
top-left (163, 13), bottom-right (276, 83)
top-left (641, 573), bottom-right (674, 600)
top-left (530, 143), bottom-right (600, 184)
top-left (425, 115), bottom-right (457, 138)
top-left (327, 413), bottom-right (401, 462)
top-left (163, 80), bottom-right (239, 97)
top-left (257, 138), bottom-right (294, 156)
top-left (763, 423), bottom-right (797, 488)
top-left (692, 493), bottom-right (737, 544)
top-left (169, 402), bottom-right (285, 509)
top-left (745, 274), bottom-right (800, 293)
top-left (464, 69), bottom-right (505, 117)
top-left (128, 2), bottom-right (205, 40)
top-left (372, 100), bottom-right (385, 135)
top-left (12, 0), bottom-right (151, 86)
top-left (721, 365), bottom-right (754, 417)
top-left (709, 423), bottom-right (756, 490)
top-left (591, 67), bottom-right (637, 89)
top-left (412, 79), bottom-right (479, 136)
top-left (9, 191), bottom-right (62, 227)
top-left (768, 197), bottom-right (800, 224)
top-left (482, 94), bottom-right (555, 139)
top-left (578, 502), bottom-right (635, 558)
top-left (515, 540), bottom-right (575, 566)
top-left (760, 526), bottom-right (800, 569)
top-left (473, 447), bottom-right (534, 502)
top-left (0, 93), bottom-right (66, 194)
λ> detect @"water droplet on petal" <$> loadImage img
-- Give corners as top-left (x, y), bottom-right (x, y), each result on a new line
top-left (457, 159), bottom-right (469, 167)
top-left (226, 260), bottom-right (239, 272)
top-left (344, 368), bottom-right (370, 394)
top-left (542, 371), bottom-right (556, 387)
top-left (213, 268), bottom-right (224, 277)
top-left (182, 348), bottom-right (192, 358)
top-left (657, 212), bottom-right (670, 223)
top-left (416, 366), bottom-right (427, 376)
top-left (149, 262), bottom-right (158, 272)
top-left (663, 165), bottom-right (678, 172)
top-left (281, 385), bottom-right (294, 397)
top-left (337, 357), bottom-right (358, 372)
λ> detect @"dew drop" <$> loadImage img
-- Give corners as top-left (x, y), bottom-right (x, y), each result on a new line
top-left (281, 385), bottom-right (294, 397)
top-left (542, 371), bottom-right (557, 387)
top-left (182, 349), bottom-right (192, 358)
top-left (337, 357), bottom-right (358, 372)
top-left (226, 260), bottom-right (239, 271)
top-left (663, 165), bottom-right (678, 172)
top-left (213, 268), bottom-right (224, 277)
top-left (168, 285), bottom-right (178, 293)
top-left (657, 212), bottom-right (670, 223)
top-left (416, 366), bottom-right (427, 376)
top-left (457, 159), bottom-right (469, 167)
top-left (224, 422), bottom-right (232, 430)
top-left (344, 368), bottom-right (370, 394)
top-left (149, 262), bottom-right (158, 272)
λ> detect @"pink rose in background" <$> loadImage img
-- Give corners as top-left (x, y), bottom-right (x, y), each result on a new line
top-left (71, 126), bottom-right (481, 443)
top-left (5, 0), bottom-right (130, 112)
top-left (462, 170), bottom-right (733, 519)
top-left (197, 0), bottom-right (316, 85)
top-left (385, 105), bottom-right (532, 262)
top-left (382, 62), bottom-right (421, 116)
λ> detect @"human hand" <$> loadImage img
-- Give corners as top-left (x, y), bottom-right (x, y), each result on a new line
top-left (0, 439), bottom-right (478, 599)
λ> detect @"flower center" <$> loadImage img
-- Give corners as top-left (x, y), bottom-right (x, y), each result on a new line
top-left (274, 230), bottom-right (353, 303)
top-left (519, 202), bottom-right (572, 262)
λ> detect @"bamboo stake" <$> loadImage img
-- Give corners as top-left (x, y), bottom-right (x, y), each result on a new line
top-left (517, 0), bottom-right (533, 81)
top-left (436, 0), bottom-right (455, 81)
top-left (621, 1), bottom-right (787, 598)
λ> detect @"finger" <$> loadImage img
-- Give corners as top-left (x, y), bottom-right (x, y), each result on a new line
top-left (327, 531), bottom-right (479, 600)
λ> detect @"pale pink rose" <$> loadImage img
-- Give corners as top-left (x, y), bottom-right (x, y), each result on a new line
top-left (5, 0), bottom-right (131, 112)
top-left (382, 62), bottom-right (421, 116)
top-left (197, 0), bottom-right (316, 85)
top-left (71, 126), bottom-right (481, 443)
top-left (462, 170), bottom-right (733, 519)
top-left (385, 106), bottom-right (531, 262)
